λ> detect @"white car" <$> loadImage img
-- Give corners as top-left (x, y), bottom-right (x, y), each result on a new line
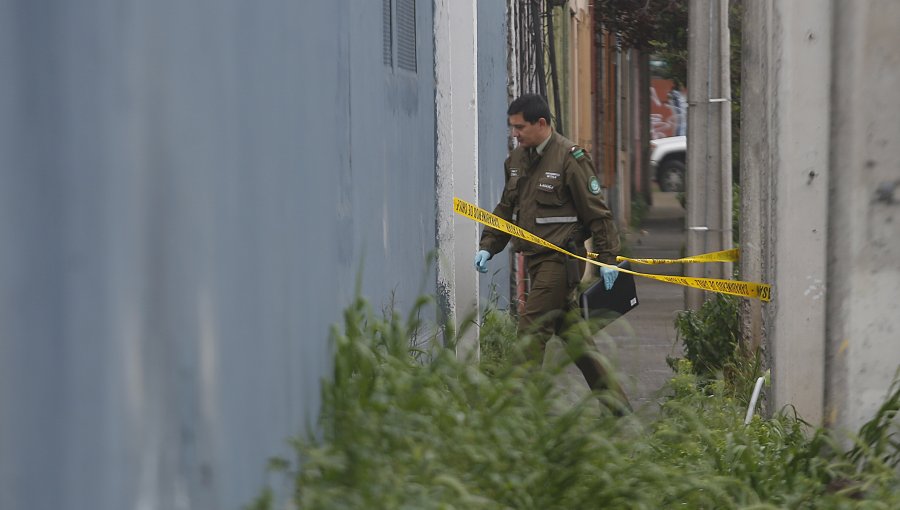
top-left (649, 135), bottom-right (686, 192)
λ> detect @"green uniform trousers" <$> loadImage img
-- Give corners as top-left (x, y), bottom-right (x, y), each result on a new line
top-left (518, 254), bottom-right (609, 392)
top-left (518, 253), bottom-right (632, 415)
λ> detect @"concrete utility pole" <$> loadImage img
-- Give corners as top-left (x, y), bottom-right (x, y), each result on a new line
top-left (741, 0), bottom-right (830, 428)
top-left (686, 0), bottom-right (732, 309)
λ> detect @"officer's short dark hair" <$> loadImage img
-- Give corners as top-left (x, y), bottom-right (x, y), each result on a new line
top-left (507, 94), bottom-right (551, 125)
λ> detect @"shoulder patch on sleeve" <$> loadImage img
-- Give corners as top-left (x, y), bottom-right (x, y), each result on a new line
top-left (588, 175), bottom-right (601, 195)
top-left (568, 145), bottom-right (586, 161)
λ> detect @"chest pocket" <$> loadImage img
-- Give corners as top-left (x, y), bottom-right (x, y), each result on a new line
top-left (535, 171), bottom-right (565, 207)
top-left (505, 174), bottom-right (520, 193)
top-left (505, 174), bottom-right (521, 221)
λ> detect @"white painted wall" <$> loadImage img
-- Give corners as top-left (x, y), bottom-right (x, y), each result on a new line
top-left (434, 0), bottom-right (480, 358)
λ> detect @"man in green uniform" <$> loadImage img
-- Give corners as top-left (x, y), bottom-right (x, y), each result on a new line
top-left (474, 93), bottom-right (629, 411)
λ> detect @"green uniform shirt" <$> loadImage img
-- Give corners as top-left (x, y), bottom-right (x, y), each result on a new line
top-left (479, 131), bottom-right (620, 264)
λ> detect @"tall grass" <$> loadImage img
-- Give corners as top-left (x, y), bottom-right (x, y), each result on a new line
top-left (246, 292), bottom-right (900, 509)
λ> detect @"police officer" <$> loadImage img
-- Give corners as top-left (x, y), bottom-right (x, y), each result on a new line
top-left (474, 94), bottom-right (628, 409)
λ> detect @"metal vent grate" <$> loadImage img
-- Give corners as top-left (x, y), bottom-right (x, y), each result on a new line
top-left (383, 0), bottom-right (392, 66)
top-left (396, 0), bottom-right (416, 72)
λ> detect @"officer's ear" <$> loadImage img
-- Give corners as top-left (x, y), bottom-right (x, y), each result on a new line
top-left (537, 117), bottom-right (548, 128)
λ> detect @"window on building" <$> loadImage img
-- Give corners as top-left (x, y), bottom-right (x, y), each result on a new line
top-left (383, 0), bottom-right (392, 66)
top-left (383, 0), bottom-right (417, 73)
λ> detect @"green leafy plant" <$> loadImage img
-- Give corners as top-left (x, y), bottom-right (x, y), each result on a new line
top-left (669, 293), bottom-right (767, 403)
top-left (630, 194), bottom-right (650, 229)
top-left (670, 293), bottom-right (741, 379)
top-left (847, 373), bottom-right (900, 472)
top-left (246, 289), bottom-right (900, 509)
top-left (676, 190), bottom-right (685, 209)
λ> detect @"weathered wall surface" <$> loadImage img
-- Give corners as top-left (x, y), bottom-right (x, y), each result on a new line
top-left (477, 0), bottom-right (511, 308)
top-left (0, 1), bottom-right (435, 508)
top-left (826, 0), bottom-right (900, 434)
top-left (743, 0), bottom-right (900, 432)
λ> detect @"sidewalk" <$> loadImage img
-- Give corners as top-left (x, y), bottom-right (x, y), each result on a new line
top-left (609, 191), bottom-right (686, 413)
top-left (549, 191), bottom-right (686, 415)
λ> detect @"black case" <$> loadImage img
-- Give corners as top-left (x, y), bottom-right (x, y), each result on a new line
top-left (580, 260), bottom-right (639, 320)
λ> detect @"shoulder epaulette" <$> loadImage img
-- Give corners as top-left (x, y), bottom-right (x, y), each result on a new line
top-left (568, 145), bottom-right (587, 161)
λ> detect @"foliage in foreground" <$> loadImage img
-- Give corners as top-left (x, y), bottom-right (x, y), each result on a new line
top-left (247, 295), bottom-right (900, 510)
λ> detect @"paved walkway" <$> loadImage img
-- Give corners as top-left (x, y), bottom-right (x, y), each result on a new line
top-left (549, 191), bottom-right (686, 416)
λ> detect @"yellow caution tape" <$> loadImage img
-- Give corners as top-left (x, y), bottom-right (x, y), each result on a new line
top-left (612, 248), bottom-right (739, 265)
top-left (454, 197), bottom-right (771, 302)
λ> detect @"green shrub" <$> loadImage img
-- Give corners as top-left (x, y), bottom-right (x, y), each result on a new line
top-left (630, 194), bottom-right (650, 228)
top-left (670, 293), bottom-right (741, 378)
top-left (669, 292), bottom-right (767, 404)
top-left (247, 292), bottom-right (900, 509)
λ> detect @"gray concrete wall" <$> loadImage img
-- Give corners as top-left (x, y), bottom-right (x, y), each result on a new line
top-left (826, 0), bottom-right (900, 434)
top-left (743, 0), bottom-right (900, 431)
top-left (477, 0), bottom-right (511, 310)
top-left (0, 1), bottom-right (435, 508)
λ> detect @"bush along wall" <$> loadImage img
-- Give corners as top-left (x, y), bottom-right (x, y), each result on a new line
top-left (669, 293), bottom-right (766, 407)
top-left (246, 293), bottom-right (900, 510)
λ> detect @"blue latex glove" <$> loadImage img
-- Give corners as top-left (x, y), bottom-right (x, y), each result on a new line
top-left (600, 265), bottom-right (619, 290)
top-left (474, 250), bottom-right (491, 273)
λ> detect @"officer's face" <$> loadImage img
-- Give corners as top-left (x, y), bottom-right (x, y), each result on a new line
top-left (508, 113), bottom-right (548, 148)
